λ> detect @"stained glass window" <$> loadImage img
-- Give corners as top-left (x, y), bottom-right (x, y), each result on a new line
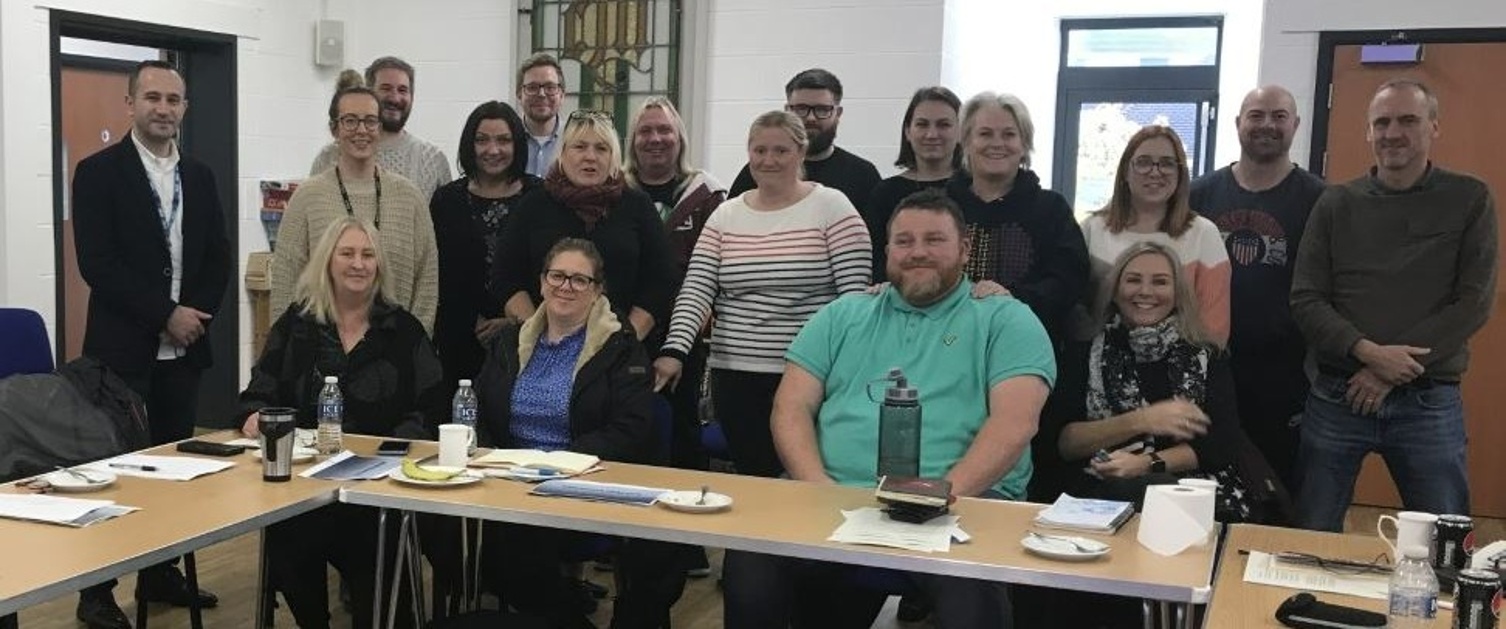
top-left (531, 0), bottom-right (681, 137)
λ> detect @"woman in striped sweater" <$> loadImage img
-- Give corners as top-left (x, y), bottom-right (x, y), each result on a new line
top-left (652, 111), bottom-right (872, 478)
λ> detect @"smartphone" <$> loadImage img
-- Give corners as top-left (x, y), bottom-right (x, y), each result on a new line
top-left (176, 440), bottom-right (247, 457)
top-left (376, 440), bottom-right (411, 456)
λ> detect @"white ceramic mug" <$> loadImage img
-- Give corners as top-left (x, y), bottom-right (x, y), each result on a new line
top-left (1378, 510), bottom-right (1437, 562)
top-left (437, 423), bottom-right (477, 468)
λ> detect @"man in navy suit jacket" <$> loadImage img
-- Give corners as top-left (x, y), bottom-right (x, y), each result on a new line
top-left (70, 59), bottom-right (228, 629)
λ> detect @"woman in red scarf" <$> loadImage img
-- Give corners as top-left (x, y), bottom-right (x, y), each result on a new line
top-left (491, 110), bottom-right (675, 346)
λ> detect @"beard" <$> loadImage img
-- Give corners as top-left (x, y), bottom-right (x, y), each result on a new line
top-left (889, 262), bottom-right (964, 307)
top-left (379, 102), bottom-right (410, 133)
top-left (807, 125), bottom-right (837, 156)
top-left (1240, 128), bottom-right (1289, 164)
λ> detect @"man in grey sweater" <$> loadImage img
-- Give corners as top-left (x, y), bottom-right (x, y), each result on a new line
top-left (1290, 78), bottom-right (1497, 531)
top-left (310, 56), bottom-right (451, 200)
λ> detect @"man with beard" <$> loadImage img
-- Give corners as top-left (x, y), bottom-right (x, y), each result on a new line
top-left (721, 189), bottom-right (1053, 629)
top-left (1189, 85), bottom-right (1325, 493)
top-left (516, 53), bottom-right (566, 177)
top-left (1290, 79), bottom-right (1497, 532)
top-left (728, 68), bottom-right (880, 209)
top-left (71, 60), bottom-right (228, 629)
top-left (310, 56), bottom-right (451, 200)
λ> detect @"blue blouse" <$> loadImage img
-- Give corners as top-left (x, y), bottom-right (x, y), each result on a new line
top-left (510, 327), bottom-right (585, 450)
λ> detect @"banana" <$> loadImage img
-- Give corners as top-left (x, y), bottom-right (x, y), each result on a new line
top-left (401, 458), bottom-right (463, 481)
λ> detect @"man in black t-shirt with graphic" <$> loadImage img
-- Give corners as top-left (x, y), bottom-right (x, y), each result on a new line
top-left (728, 68), bottom-right (880, 210)
top-left (1191, 85), bottom-right (1326, 494)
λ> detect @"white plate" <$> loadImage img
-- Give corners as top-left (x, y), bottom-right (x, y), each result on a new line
top-left (251, 447), bottom-right (319, 464)
top-left (386, 466), bottom-right (483, 487)
top-left (1020, 533), bottom-right (1110, 561)
top-left (42, 469), bottom-right (117, 493)
top-left (658, 490), bottom-right (732, 513)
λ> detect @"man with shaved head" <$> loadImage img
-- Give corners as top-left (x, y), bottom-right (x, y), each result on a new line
top-left (1290, 79), bottom-right (1497, 532)
top-left (1191, 85), bottom-right (1326, 494)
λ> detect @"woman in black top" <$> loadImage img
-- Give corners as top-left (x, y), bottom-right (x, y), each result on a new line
top-left (1048, 241), bottom-right (1246, 521)
top-left (430, 101), bottom-right (541, 386)
top-left (864, 86), bottom-right (962, 276)
top-left (239, 216), bottom-right (444, 629)
top-left (491, 111), bottom-right (674, 344)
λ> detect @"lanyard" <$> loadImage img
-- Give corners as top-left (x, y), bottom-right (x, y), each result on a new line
top-left (334, 165), bottom-right (382, 230)
top-left (146, 164), bottom-right (182, 240)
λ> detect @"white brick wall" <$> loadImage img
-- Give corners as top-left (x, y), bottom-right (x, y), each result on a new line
top-left (1258, 0), bottom-right (1506, 166)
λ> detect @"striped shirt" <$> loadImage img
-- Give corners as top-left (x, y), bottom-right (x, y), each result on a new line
top-left (662, 184), bottom-right (872, 374)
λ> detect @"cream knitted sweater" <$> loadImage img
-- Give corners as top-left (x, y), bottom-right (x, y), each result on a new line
top-left (271, 168), bottom-right (438, 334)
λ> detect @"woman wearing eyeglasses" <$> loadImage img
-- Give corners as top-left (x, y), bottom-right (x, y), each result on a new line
top-left (652, 111), bottom-right (872, 479)
top-left (1080, 125), bottom-right (1230, 346)
top-left (273, 69), bottom-right (438, 333)
top-left (475, 238), bottom-right (685, 628)
top-left (491, 110), bottom-right (675, 348)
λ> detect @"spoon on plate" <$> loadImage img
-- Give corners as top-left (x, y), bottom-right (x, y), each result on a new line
top-left (1028, 530), bottom-right (1108, 553)
top-left (698, 484), bottom-right (709, 505)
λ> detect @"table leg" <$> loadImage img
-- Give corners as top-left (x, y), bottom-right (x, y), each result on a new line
top-left (135, 571), bottom-right (149, 629)
top-left (469, 520), bottom-right (484, 611)
top-left (404, 513), bottom-right (426, 625)
top-left (373, 508), bottom-right (388, 629)
top-left (1175, 603), bottom-right (1188, 629)
top-left (385, 511), bottom-right (409, 629)
top-left (459, 517), bottom-right (471, 614)
top-left (255, 529), bottom-right (271, 629)
top-left (1143, 599), bottom-right (1154, 629)
top-left (184, 553), bottom-right (204, 629)
top-left (1159, 601), bottom-right (1171, 629)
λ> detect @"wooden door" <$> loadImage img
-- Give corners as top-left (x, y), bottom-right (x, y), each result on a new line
top-left (60, 66), bottom-right (132, 361)
top-left (1322, 42), bottom-right (1506, 517)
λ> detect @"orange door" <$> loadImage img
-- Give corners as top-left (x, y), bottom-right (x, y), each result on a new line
top-left (60, 66), bottom-right (131, 361)
top-left (1322, 42), bottom-right (1506, 517)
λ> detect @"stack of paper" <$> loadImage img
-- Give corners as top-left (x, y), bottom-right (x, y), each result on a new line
top-left (301, 451), bottom-right (401, 480)
top-left (0, 494), bottom-right (138, 527)
top-left (529, 479), bottom-right (670, 506)
top-left (81, 454), bottom-right (235, 481)
top-left (1243, 550), bottom-right (1390, 600)
top-left (828, 507), bottom-right (960, 552)
top-left (1034, 494), bottom-right (1134, 533)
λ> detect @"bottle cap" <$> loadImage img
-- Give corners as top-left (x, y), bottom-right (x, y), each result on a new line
top-left (1402, 544), bottom-right (1430, 560)
top-left (324, 376), bottom-right (338, 384)
top-left (459, 379), bottom-right (472, 387)
top-left (884, 367), bottom-right (918, 403)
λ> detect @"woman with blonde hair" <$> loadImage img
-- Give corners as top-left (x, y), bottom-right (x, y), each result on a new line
top-left (652, 110), bottom-right (871, 478)
top-left (491, 111), bottom-right (674, 342)
top-left (1081, 125), bottom-right (1230, 345)
top-left (239, 216), bottom-right (444, 629)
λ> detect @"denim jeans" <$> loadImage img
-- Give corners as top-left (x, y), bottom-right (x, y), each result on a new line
top-left (1294, 373), bottom-right (1469, 532)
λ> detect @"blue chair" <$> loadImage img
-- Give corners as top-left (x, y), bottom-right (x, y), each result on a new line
top-left (0, 308), bottom-right (53, 378)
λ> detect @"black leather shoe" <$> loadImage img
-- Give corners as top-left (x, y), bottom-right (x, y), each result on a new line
top-left (137, 566), bottom-right (219, 608)
top-left (76, 591), bottom-right (132, 629)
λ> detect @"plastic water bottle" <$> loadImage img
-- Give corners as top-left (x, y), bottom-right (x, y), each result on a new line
top-left (1387, 544), bottom-right (1438, 627)
top-left (452, 379), bottom-right (478, 455)
top-left (877, 367), bottom-right (921, 478)
top-left (316, 376), bottom-right (343, 455)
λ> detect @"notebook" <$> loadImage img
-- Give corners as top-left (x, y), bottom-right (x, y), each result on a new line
top-left (470, 449), bottom-right (600, 475)
top-left (1033, 494), bottom-right (1134, 533)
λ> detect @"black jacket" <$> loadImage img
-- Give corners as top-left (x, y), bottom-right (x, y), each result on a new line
top-left (71, 137), bottom-right (231, 373)
top-left (237, 299), bottom-right (446, 439)
top-left (473, 299), bottom-right (657, 465)
top-left (490, 185), bottom-right (676, 328)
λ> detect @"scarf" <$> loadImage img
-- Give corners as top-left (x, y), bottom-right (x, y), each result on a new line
top-left (1085, 314), bottom-right (1209, 423)
top-left (544, 168), bottom-right (624, 229)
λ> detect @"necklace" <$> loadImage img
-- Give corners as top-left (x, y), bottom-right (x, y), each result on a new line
top-left (334, 165), bottom-right (382, 229)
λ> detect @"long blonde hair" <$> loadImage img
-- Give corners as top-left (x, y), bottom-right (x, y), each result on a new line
top-left (1098, 241), bottom-right (1213, 348)
top-left (623, 97), bottom-right (694, 188)
top-left (295, 216), bottom-right (391, 324)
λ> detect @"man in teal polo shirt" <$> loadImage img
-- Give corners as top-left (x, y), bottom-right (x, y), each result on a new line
top-left (722, 189), bottom-right (1055, 629)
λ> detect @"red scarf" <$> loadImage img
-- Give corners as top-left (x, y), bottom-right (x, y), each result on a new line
top-left (544, 168), bottom-right (624, 229)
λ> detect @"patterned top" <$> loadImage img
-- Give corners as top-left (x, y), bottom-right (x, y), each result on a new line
top-left (660, 184), bottom-right (872, 373)
top-left (311, 131), bottom-right (452, 201)
top-left (1081, 213), bottom-right (1232, 345)
top-left (509, 327), bottom-right (586, 450)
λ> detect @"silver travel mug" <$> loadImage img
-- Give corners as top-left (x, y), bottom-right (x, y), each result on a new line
top-left (258, 407), bottom-right (297, 482)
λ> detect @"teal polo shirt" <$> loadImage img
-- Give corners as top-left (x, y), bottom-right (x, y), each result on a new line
top-left (785, 279), bottom-right (1055, 498)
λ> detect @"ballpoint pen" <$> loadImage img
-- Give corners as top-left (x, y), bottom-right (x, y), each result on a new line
top-left (109, 463), bottom-right (159, 472)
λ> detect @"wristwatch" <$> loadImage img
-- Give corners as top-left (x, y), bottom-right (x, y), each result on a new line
top-left (1147, 451), bottom-right (1167, 474)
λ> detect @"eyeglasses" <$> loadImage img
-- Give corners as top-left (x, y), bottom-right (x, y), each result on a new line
top-left (337, 115), bottom-right (381, 132)
top-left (568, 109), bottom-right (613, 123)
top-left (521, 82), bottom-right (564, 96)
top-left (1131, 156), bottom-right (1180, 175)
top-left (544, 269), bottom-right (598, 291)
top-left (1273, 551), bottom-right (1392, 576)
top-left (786, 104), bottom-right (836, 120)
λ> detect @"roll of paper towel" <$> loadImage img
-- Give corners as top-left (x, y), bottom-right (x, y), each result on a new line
top-left (1137, 484), bottom-right (1216, 556)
